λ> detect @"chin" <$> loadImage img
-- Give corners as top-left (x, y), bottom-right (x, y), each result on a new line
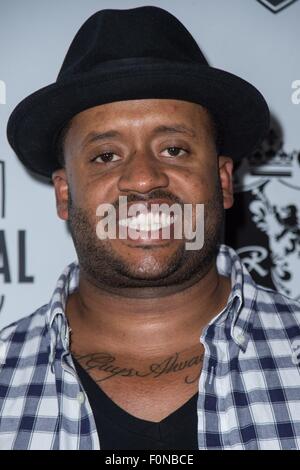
top-left (126, 264), bottom-right (171, 281)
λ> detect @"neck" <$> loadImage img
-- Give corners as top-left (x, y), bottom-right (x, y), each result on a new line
top-left (66, 259), bottom-right (231, 361)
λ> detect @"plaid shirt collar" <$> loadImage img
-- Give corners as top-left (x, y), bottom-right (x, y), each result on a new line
top-left (45, 243), bottom-right (257, 369)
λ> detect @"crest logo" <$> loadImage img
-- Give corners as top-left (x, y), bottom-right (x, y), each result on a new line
top-left (257, 0), bottom-right (298, 13)
top-left (228, 128), bottom-right (300, 300)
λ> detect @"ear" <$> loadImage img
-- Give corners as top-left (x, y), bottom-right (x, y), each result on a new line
top-left (52, 169), bottom-right (69, 220)
top-left (218, 156), bottom-right (234, 209)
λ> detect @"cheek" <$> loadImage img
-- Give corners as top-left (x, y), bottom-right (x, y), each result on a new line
top-left (68, 168), bottom-right (115, 208)
top-left (172, 167), bottom-right (216, 204)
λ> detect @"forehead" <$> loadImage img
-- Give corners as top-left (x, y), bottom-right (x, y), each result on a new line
top-left (69, 99), bottom-right (212, 133)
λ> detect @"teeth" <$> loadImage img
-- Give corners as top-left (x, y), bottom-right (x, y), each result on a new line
top-left (119, 212), bottom-right (175, 231)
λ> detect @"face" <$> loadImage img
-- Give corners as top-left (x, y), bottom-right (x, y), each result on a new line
top-left (53, 99), bottom-right (233, 290)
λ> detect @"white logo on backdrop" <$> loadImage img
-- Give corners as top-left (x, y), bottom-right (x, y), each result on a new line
top-left (234, 129), bottom-right (300, 300)
top-left (0, 80), bottom-right (6, 105)
top-left (291, 79), bottom-right (300, 104)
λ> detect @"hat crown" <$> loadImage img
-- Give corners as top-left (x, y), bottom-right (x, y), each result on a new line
top-left (58, 6), bottom-right (208, 80)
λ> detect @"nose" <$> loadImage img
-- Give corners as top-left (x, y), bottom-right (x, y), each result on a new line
top-left (118, 149), bottom-right (169, 194)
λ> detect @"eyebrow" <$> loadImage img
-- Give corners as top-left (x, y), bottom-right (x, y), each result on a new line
top-left (82, 124), bottom-right (196, 147)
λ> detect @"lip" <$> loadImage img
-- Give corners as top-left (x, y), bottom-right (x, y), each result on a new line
top-left (117, 215), bottom-right (178, 245)
top-left (119, 229), bottom-right (175, 245)
top-left (118, 198), bottom-right (177, 214)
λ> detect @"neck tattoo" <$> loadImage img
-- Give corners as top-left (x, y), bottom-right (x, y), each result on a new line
top-left (73, 350), bottom-right (204, 384)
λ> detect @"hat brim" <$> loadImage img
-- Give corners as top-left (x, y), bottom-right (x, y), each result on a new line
top-left (7, 61), bottom-right (270, 178)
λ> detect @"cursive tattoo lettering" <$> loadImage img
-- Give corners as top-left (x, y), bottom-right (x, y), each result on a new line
top-left (73, 351), bottom-right (204, 384)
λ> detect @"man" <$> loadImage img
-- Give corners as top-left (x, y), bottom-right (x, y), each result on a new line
top-left (1, 6), bottom-right (300, 450)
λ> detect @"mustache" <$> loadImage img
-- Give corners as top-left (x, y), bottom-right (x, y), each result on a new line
top-left (113, 189), bottom-right (184, 210)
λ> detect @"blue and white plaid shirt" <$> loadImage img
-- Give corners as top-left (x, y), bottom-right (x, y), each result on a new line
top-left (1, 244), bottom-right (300, 450)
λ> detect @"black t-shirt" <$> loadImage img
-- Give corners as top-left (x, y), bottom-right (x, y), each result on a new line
top-left (72, 357), bottom-right (199, 450)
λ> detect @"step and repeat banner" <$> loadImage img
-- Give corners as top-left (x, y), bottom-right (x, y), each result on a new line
top-left (0, 0), bottom-right (299, 328)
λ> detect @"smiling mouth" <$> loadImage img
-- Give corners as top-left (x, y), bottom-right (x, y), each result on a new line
top-left (118, 212), bottom-right (176, 233)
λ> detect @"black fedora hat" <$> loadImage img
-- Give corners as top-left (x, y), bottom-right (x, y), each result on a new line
top-left (7, 5), bottom-right (270, 179)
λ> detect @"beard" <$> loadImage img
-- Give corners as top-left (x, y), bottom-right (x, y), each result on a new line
top-left (67, 181), bottom-right (224, 291)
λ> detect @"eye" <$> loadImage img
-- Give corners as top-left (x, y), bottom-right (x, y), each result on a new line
top-left (161, 147), bottom-right (188, 158)
top-left (92, 152), bottom-right (121, 163)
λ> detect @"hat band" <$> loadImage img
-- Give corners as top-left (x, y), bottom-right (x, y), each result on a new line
top-left (58, 55), bottom-right (203, 81)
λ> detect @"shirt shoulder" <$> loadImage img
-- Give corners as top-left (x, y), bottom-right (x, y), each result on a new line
top-left (0, 305), bottom-right (49, 363)
top-left (253, 283), bottom-right (300, 335)
top-left (256, 283), bottom-right (300, 315)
